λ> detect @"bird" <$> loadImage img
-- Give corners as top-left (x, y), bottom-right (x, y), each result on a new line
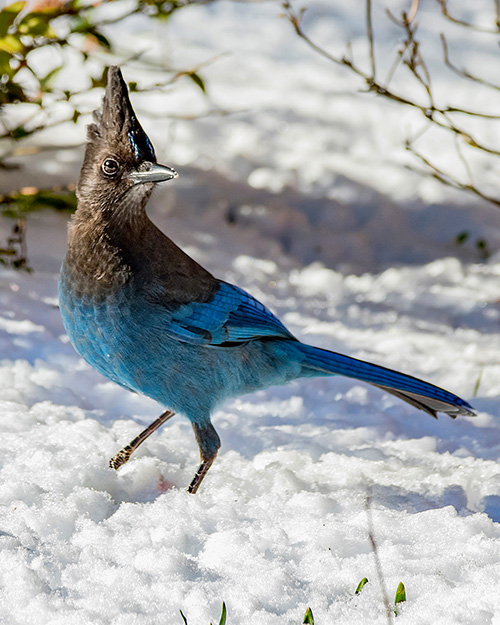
top-left (58, 66), bottom-right (475, 494)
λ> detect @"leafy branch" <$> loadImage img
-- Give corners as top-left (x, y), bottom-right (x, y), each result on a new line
top-left (0, 0), bottom-right (215, 267)
top-left (0, 1), bottom-right (211, 156)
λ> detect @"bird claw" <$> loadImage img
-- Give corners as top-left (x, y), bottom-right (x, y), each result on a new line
top-left (109, 447), bottom-right (132, 470)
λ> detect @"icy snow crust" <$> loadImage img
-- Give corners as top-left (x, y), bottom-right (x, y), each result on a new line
top-left (1, 1), bottom-right (500, 623)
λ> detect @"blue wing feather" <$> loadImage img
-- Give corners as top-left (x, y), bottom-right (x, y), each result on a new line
top-left (157, 281), bottom-right (294, 346)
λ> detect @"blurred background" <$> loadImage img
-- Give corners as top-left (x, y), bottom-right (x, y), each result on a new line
top-left (2, 0), bottom-right (500, 277)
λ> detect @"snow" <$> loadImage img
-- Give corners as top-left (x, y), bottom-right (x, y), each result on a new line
top-left (1, 1), bottom-right (500, 623)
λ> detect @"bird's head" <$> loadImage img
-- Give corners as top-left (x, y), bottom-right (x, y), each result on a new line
top-left (76, 66), bottom-right (177, 216)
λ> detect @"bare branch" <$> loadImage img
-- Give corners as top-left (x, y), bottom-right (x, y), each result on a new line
top-left (441, 33), bottom-right (500, 93)
top-left (436, 0), bottom-right (500, 33)
top-left (406, 143), bottom-right (500, 207)
top-left (366, 0), bottom-right (376, 78)
top-left (284, 0), bottom-right (500, 208)
top-left (385, 35), bottom-right (412, 85)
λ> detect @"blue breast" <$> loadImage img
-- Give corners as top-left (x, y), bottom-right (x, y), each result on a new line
top-left (59, 274), bottom-right (138, 392)
top-left (58, 267), bottom-right (303, 422)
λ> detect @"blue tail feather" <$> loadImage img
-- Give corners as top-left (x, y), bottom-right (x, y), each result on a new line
top-left (298, 343), bottom-right (475, 418)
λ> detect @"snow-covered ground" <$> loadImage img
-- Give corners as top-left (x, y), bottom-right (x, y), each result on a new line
top-left (1, 1), bottom-right (500, 623)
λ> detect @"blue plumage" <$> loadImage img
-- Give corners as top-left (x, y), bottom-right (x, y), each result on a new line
top-left (59, 67), bottom-right (474, 493)
top-left (156, 281), bottom-right (294, 345)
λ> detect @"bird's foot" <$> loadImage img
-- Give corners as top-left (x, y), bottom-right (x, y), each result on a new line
top-left (108, 410), bottom-right (176, 472)
top-left (109, 445), bottom-right (133, 470)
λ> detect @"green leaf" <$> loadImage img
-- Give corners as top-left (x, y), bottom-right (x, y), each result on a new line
top-left (218, 602), bottom-right (227, 625)
top-left (0, 188), bottom-right (77, 219)
top-left (210, 602), bottom-right (227, 625)
top-left (179, 609), bottom-right (188, 625)
top-left (3, 1), bottom-right (26, 11)
top-left (87, 28), bottom-right (111, 49)
top-left (394, 582), bottom-right (406, 616)
top-left (476, 238), bottom-right (490, 260)
top-left (70, 15), bottom-right (91, 34)
top-left (395, 581), bottom-right (406, 604)
top-left (188, 71), bottom-right (206, 94)
top-left (355, 577), bottom-right (369, 594)
top-left (303, 607), bottom-right (314, 624)
top-left (91, 67), bottom-right (108, 89)
top-left (0, 48), bottom-right (12, 74)
top-left (10, 125), bottom-right (30, 139)
top-left (0, 34), bottom-right (24, 53)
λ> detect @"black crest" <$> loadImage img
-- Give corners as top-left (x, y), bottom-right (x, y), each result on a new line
top-left (89, 66), bottom-right (156, 163)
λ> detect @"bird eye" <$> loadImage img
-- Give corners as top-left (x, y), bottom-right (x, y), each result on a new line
top-left (101, 158), bottom-right (120, 176)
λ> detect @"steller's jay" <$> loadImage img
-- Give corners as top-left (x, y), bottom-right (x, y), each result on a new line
top-left (59, 67), bottom-right (474, 494)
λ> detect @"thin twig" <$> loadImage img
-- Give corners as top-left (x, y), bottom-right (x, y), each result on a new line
top-left (287, 5), bottom-right (500, 142)
top-left (436, 0), bottom-right (500, 33)
top-left (454, 132), bottom-right (475, 187)
top-left (385, 34), bottom-right (412, 85)
top-left (366, 487), bottom-right (393, 625)
top-left (366, 0), bottom-right (376, 78)
top-left (441, 33), bottom-right (500, 94)
top-left (407, 144), bottom-right (500, 206)
top-left (283, 1), bottom-right (500, 208)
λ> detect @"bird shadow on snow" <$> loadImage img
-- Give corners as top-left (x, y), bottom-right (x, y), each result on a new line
top-left (372, 481), bottom-right (500, 523)
top-left (218, 376), bottom-right (500, 521)
top-left (148, 166), bottom-right (500, 276)
top-left (373, 483), bottom-right (471, 517)
top-left (2, 148), bottom-right (499, 275)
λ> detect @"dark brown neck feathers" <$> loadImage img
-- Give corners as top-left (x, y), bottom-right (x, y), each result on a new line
top-left (64, 197), bottom-right (219, 306)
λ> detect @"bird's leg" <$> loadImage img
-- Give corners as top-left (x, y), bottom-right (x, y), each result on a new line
top-left (187, 421), bottom-right (221, 494)
top-left (109, 409), bottom-right (175, 470)
top-left (187, 456), bottom-right (216, 495)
